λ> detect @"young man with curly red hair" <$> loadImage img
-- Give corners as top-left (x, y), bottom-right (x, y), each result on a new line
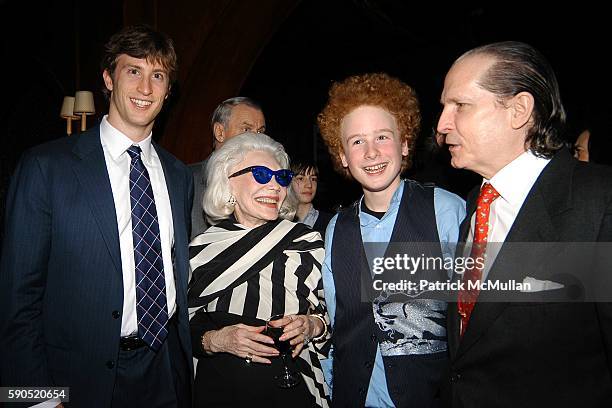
top-left (318, 73), bottom-right (465, 407)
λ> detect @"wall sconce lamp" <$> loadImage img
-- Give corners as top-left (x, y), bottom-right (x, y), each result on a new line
top-left (60, 96), bottom-right (80, 136)
top-left (73, 91), bottom-right (96, 132)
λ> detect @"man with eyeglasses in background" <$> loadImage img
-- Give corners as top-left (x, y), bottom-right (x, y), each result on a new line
top-left (190, 96), bottom-right (266, 239)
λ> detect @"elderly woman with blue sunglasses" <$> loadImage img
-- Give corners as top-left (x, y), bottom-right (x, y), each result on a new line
top-left (188, 132), bottom-right (330, 407)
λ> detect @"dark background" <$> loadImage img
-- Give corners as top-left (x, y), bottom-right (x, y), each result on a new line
top-left (241, 1), bottom-right (611, 209)
top-left (2, 0), bottom-right (610, 243)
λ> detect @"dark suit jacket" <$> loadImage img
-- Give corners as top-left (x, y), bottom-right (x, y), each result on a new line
top-left (0, 126), bottom-right (194, 406)
top-left (189, 158), bottom-right (209, 240)
top-left (443, 149), bottom-right (612, 407)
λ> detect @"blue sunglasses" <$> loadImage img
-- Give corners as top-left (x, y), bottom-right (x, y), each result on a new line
top-left (229, 166), bottom-right (294, 187)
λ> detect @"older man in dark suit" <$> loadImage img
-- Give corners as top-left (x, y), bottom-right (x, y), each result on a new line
top-left (437, 41), bottom-right (612, 407)
top-left (190, 96), bottom-right (265, 239)
top-left (0, 25), bottom-right (193, 407)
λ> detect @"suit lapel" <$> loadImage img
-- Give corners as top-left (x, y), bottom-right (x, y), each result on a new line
top-left (455, 150), bottom-right (574, 359)
top-left (459, 187), bottom-right (479, 242)
top-left (155, 144), bottom-right (187, 285)
top-left (71, 126), bottom-right (122, 276)
top-left (449, 186), bottom-right (479, 358)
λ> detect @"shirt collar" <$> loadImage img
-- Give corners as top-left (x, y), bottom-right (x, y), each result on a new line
top-left (100, 115), bottom-right (154, 162)
top-left (302, 205), bottom-right (319, 227)
top-left (487, 150), bottom-right (550, 207)
top-left (305, 205), bottom-right (318, 219)
top-left (358, 180), bottom-right (404, 226)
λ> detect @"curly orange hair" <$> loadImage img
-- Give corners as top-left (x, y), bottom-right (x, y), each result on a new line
top-left (317, 73), bottom-right (421, 179)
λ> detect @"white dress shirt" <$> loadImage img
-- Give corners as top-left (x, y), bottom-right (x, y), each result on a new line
top-left (100, 116), bottom-right (176, 336)
top-left (467, 150), bottom-right (551, 276)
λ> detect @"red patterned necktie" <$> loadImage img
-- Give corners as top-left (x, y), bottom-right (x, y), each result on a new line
top-left (458, 182), bottom-right (500, 338)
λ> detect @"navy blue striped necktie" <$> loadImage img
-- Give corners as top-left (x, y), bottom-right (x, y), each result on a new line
top-left (127, 145), bottom-right (168, 351)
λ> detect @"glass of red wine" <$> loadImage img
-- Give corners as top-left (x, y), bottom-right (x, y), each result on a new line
top-left (265, 314), bottom-right (300, 388)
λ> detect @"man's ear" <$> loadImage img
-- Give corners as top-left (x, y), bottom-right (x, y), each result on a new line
top-left (102, 69), bottom-right (114, 92)
top-left (340, 150), bottom-right (348, 168)
top-left (510, 91), bottom-right (534, 130)
top-left (401, 138), bottom-right (409, 157)
top-left (213, 123), bottom-right (225, 144)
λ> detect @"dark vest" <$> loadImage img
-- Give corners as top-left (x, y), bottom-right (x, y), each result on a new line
top-left (313, 210), bottom-right (334, 239)
top-left (331, 180), bottom-right (448, 408)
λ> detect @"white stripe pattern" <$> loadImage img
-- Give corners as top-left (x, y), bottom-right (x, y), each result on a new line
top-left (188, 219), bottom-right (330, 406)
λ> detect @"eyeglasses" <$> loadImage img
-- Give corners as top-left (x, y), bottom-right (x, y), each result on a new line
top-left (229, 166), bottom-right (294, 187)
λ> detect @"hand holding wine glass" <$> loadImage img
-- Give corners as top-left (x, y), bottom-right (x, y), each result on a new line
top-left (202, 323), bottom-right (279, 364)
top-left (276, 314), bottom-right (325, 357)
top-left (265, 314), bottom-right (301, 388)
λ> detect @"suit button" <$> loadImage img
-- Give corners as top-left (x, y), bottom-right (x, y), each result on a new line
top-left (106, 360), bottom-right (115, 369)
top-left (450, 372), bottom-right (461, 383)
top-left (370, 334), bottom-right (377, 342)
top-left (364, 361), bottom-right (373, 369)
top-left (112, 310), bottom-right (120, 319)
top-left (359, 387), bottom-right (366, 396)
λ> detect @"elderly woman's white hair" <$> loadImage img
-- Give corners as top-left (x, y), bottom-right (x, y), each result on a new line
top-left (203, 132), bottom-right (295, 224)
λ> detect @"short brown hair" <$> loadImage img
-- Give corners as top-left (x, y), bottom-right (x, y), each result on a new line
top-left (101, 24), bottom-right (178, 96)
top-left (317, 73), bottom-right (421, 179)
top-left (291, 159), bottom-right (319, 177)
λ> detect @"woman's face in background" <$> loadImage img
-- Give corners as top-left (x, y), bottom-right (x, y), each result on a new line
top-left (292, 168), bottom-right (318, 205)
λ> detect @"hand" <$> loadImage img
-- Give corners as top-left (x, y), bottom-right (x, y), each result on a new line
top-left (204, 324), bottom-right (279, 364)
top-left (275, 314), bottom-right (323, 358)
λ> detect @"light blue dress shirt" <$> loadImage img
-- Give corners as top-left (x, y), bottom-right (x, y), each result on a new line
top-left (321, 181), bottom-right (466, 407)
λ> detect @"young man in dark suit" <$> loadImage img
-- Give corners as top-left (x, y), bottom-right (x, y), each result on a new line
top-left (0, 25), bottom-right (193, 407)
top-left (437, 41), bottom-right (612, 407)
